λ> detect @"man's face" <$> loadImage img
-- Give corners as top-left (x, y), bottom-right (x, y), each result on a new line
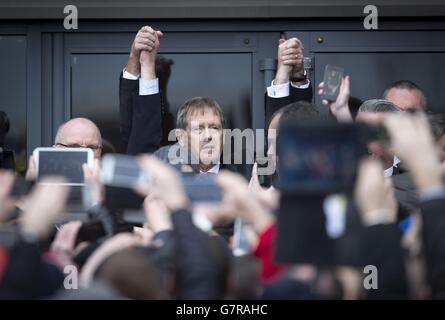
top-left (55, 120), bottom-right (102, 159)
top-left (356, 111), bottom-right (394, 166)
top-left (185, 108), bottom-right (223, 169)
top-left (386, 88), bottom-right (424, 111)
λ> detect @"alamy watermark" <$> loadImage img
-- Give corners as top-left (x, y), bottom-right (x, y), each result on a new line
top-left (363, 5), bottom-right (379, 30)
top-left (363, 265), bottom-right (378, 290)
top-left (64, 5), bottom-right (78, 30)
top-left (63, 265), bottom-right (79, 290)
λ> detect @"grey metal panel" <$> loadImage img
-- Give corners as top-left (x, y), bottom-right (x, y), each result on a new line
top-left (64, 32), bottom-right (258, 53)
top-left (0, 26), bottom-right (28, 34)
top-left (41, 33), bottom-right (53, 147)
top-left (26, 25), bottom-right (42, 156)
top-left (1, 0), bottom-right (445, 19)
top-left (0, 34), bottom-right (27, 173)
top-left (52, 33), bottom-right (66, 141)
top-left (35, 19), bottom-right (445, 33)
top-left (310, 31), bottom-right (445, 52)
top-left (254, 32), bottom-right (283, 130)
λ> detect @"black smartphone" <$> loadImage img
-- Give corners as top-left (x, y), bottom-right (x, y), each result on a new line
top-left (277, 120), bottom-right (369, 194)
top-left (101, 154), bottom-right (150, 189)
top-left (33, 147), bottom-right (93, 185)
top-left (322, 65), bottom-right (344, 101)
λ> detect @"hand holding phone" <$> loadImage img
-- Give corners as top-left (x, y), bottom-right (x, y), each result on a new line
top-left (322, 65), bottom-right (344, 101)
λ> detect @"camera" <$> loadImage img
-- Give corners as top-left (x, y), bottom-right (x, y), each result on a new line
top-left (277, 120), bottom-right (370, 194)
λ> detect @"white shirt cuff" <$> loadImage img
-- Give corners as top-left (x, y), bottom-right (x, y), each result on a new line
top-left (267, 81), bottom-right (290, 98)
top-left (122, 68), bottom-right (140, 80)
top-left (267, 79), bottom-right (311, 98)
top-left (139, 78), bottom-right (159, 95)
top-left (291, 79), bottom-right (310, 89)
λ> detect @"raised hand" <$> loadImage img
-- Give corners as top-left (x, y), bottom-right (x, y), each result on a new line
top-left (275, 37), bottom-right (305, 85)
top-left (21, 178), bottom-right (70, 239)
top-left (318, 76), bottom-right (353, 122)
top-left (355, 159), bottom-right (398, 226)
top-left (137, 155), bottom-right (189, 212)
top-left (384, 112), bottom-right (442, 192)
top-left (126, 26), bottom-right (163, 76)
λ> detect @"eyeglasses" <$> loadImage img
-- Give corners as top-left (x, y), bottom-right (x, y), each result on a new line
top-left (56, 142), bottom-right (102, 151)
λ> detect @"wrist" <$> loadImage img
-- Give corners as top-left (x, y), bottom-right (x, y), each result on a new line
top-left (274, 66), bottom-right (292, 85)
top-left (167, 195), bottom-right (189, 212)
top-left (150, 221), bottom-right (173, 234)
top-left (126, 52), bottom-right (141, 76)
top-left (20, 223), bottom-right (42, 243)
top-left (140, 63), bottom-right (156, 80)
top-left (362, 209), bottom-right (395, 227)
top-left (129, 45), bottom-right (140, 59)
top-left (290, 67), bottom-right (306, 82)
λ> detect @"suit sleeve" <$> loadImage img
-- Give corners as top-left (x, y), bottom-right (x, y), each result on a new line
top-left (119, 71), bottom-right (163, 155)
top-left (126, 93), bottom-right (163, 155)
top-left (119, 72), bottom-right (139, 153)
top-left (265, 83), bottom-right (313, 127)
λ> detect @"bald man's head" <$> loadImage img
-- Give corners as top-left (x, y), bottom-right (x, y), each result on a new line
top-left (54, 118), bottom-right (102, 158)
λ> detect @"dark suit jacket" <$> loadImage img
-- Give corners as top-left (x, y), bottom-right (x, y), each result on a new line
top-left (119, 73), bottom-right (163, 155)
top-left (265, 82), bottom-right (313, 127)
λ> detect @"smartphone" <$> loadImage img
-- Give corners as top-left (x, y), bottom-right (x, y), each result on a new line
top-left (322, 65), bottom-right (344, 101)
top-left (277, 120), bottom-right (368, 194)
top-left (182, 174), bottom-right (222, 203)
top-left (232, 218), bottom-right (251, 256)
top-left (101, 154), bottom-right (150, 189)
top-left (33, 147), bottom-right (93, 185)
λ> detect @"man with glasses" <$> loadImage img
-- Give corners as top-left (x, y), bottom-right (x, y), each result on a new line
top-left (26, 117), bottom-right (103, 181)
top-left (54, 117), bottom-right (103, 159)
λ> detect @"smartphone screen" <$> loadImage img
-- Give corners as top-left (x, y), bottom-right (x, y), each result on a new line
top-left (322, 65), bottom-right (344, 101)
top-left (35, 149), bottom-right (91, 184)
top-left (101, 154), bottom-right (149, 189)
top-left (277, 121), bottom-right (367, 194)
top-left (233, 218), bottom-right (251, 256)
